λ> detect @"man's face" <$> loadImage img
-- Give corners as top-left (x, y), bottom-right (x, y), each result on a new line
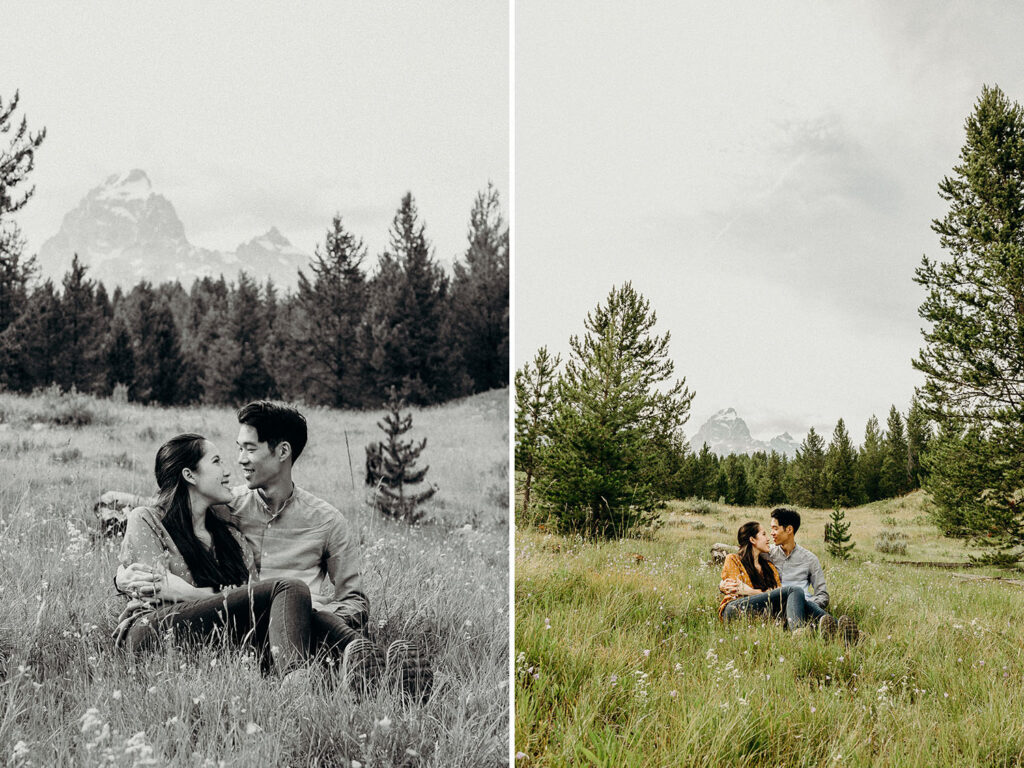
top-left (770, 518), bottom-right (794, 547)
top-left (236, 424), bottom-right (281, 490)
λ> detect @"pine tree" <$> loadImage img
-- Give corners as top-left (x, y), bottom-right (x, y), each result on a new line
top-left (755, 450), bottom-right (788, 506)
top-left (366, 193), bottom-right (460, 404)
top-left (54, 255), bottom-right (105, 392)
top-left (291, 215), bottom-right (369, 407)
top-left (123, 284), bottom-right (187, 405)
top-left (514, 346), bottom-right (560, 517)
top-left (921, 420), bottom-right (1000, 538)
top-left (450, 184), bottom-right (509, 393)
top-left (690, 444), bottom-right (720, 500)
top-left (0, 90), bottom-right (45, 339)
top-left (0, 225), bottom-right (36, 336)
top-left (786, 427), bottom-right (827, 508)
top-left (539, 283), bottom-right (694, 537)
top-left (228, 272), bottom-right (276, 403)
top-left (0, 90), bottom-right (46, 219)
top-left (0, 279), bottom-right (60, 391)
top-left (824, 505), bottom-right (855, 559)
top-left (183, 276), bottom-right (231, 403)
top-left (905, 398), bottom-right (931, 490)
top-left (103, 317), bottom-right (135, 398)
top-left (857, 415), bottom-right (884, 502)
top-left (824, 418), bottom-right (860, 507)
top-left (880, 406), bottom-right (910, 498)
top-left (368, 389), bottom-right (436, 522)
top-left (722, 454), bottom-right (751, 506)
top-left (913, 84), bottom-right (1024, 549)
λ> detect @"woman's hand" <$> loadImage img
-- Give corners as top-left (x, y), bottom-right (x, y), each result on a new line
top-left (116, 563), bottom-right (213, 602)
top-left (116, 563), bottom-right (159, 597)
top-left (720, 578), bottom-right (741, 596)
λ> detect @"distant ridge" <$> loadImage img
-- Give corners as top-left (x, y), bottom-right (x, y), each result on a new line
top-left (689, 408), bottom-right (800, 458)
top-left (37, 170), bottom-right (310, 288)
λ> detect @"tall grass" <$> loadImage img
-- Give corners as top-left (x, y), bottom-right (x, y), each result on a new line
top-left (0, 389), bottom-right (509, 767)
top-left (515, 494), bottom-right (1024, 767)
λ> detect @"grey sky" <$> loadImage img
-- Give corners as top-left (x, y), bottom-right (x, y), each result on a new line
top-left (515, 1), bottom-right (1024, 444)
top-left (3, 2), bottom-right (507, 270)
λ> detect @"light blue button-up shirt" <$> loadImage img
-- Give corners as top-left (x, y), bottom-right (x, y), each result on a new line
top-left (769, 543), bottom-right (829, 608)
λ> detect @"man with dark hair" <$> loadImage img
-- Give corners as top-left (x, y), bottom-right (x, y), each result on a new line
top-left (722, 506), bottom-right (859, 644)
top-left (111, 400), bottom-right (431, 697)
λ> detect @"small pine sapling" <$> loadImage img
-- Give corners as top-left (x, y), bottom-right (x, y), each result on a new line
top-left (824, 504), bottom-right (855, 560)
top-left (368, 388), bottom-right (436, 522)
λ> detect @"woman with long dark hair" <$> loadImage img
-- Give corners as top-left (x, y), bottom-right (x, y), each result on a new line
top-left (718, 521), bottom-right (813, 630)
top-left (113, 434), bottom-right (312, 675)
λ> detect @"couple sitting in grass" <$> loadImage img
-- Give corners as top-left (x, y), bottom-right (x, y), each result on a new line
top-left (718, 508), bottom-right (860, 645)
top-left (104, 400), bottom-right (431, 698)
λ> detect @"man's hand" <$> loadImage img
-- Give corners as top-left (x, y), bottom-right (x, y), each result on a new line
top-left (720, 578), bottom-right (741, 596)
top-left (100, 491), bottom-right (139, 508)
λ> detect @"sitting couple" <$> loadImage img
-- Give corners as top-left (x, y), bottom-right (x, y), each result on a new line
top-left (106, 400), bottom-right (430, 698)
top-left (718, 507), bottom-right (860, 645)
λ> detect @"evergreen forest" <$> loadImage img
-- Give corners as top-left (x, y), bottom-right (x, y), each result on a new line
top-left (0, 90), bottom-right (508, 408)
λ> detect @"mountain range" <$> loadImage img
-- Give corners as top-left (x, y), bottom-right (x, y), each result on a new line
top-left (689, 408), bottom-right (800, 458)
top-left (36, 170), bottom-right (310, 288)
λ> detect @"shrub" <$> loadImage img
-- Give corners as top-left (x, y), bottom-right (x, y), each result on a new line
top-left (680, 497), bottom-right (715, 515)
top-left (49, 447), bottom-right (82, 464)
top-left (110, 383), bottom-right (131, 404)
top-left (33, 385), bottom-right (102, 427)
top-left (875, 529), bottom-right (909, 555)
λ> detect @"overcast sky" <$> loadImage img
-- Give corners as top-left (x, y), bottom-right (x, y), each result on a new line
top-left (3, 2), bottom-right (507, 270)
top-left (515, 1), bottom-right (1024, 444)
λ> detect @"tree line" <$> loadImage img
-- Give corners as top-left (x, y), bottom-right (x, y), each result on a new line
top-left (0, 91), bottom-right (508, 408)
top-left (660, 402), bottom-right (930, 508)
top-left (516, 304), bottom-right (931, 534)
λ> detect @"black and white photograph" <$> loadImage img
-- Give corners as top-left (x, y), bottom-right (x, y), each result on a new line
top-left (0, 3), bottom-right (508, 766)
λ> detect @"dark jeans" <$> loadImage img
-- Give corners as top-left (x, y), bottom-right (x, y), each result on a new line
top-left (310, 610), bottom-right (362, 660)
top-left (802, 597), bottom-right (831, 624)
top-left (125, 578), bottom-right (312, 674)
top-left (722, 584), bottom-right (811, 630)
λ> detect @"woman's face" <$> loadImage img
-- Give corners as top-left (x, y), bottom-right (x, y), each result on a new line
top-left (750, 525), bottom-right (771, 554)
top-left (187, 441), bottom-right (234, 505)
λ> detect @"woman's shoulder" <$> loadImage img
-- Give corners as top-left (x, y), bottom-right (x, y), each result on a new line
top-left (720, 552), bottom-right (746, 578)
top-left (124, 506), bottom-right (174, 541)
top-left (126, 505), bottom-right (165, 526)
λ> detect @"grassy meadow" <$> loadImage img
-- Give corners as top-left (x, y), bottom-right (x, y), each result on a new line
top-left (0, 387), bottom-right (509, 767)
top-left (515, 493), bottom-right (1024, 767)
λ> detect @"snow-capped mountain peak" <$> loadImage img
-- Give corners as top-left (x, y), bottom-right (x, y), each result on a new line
top-left (38, 171), bottom-right (310, 288)
top-left (94, 169), bottom-right (154, 202)
top-left (690, 409), bottom-right (800, 458)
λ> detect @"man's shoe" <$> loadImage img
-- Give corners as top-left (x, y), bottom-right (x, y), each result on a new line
top-left (385, 639), bottom-right (433, 702)
top-left (818, 614), bottom-right (839, 641)
top-left (838, 615), bottom-right (860, 646)
top-left (341, 638), bottom-right (383, 696)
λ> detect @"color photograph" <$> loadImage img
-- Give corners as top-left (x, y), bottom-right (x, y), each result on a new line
top-left (515, 3), bottom-right (1024, 765)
